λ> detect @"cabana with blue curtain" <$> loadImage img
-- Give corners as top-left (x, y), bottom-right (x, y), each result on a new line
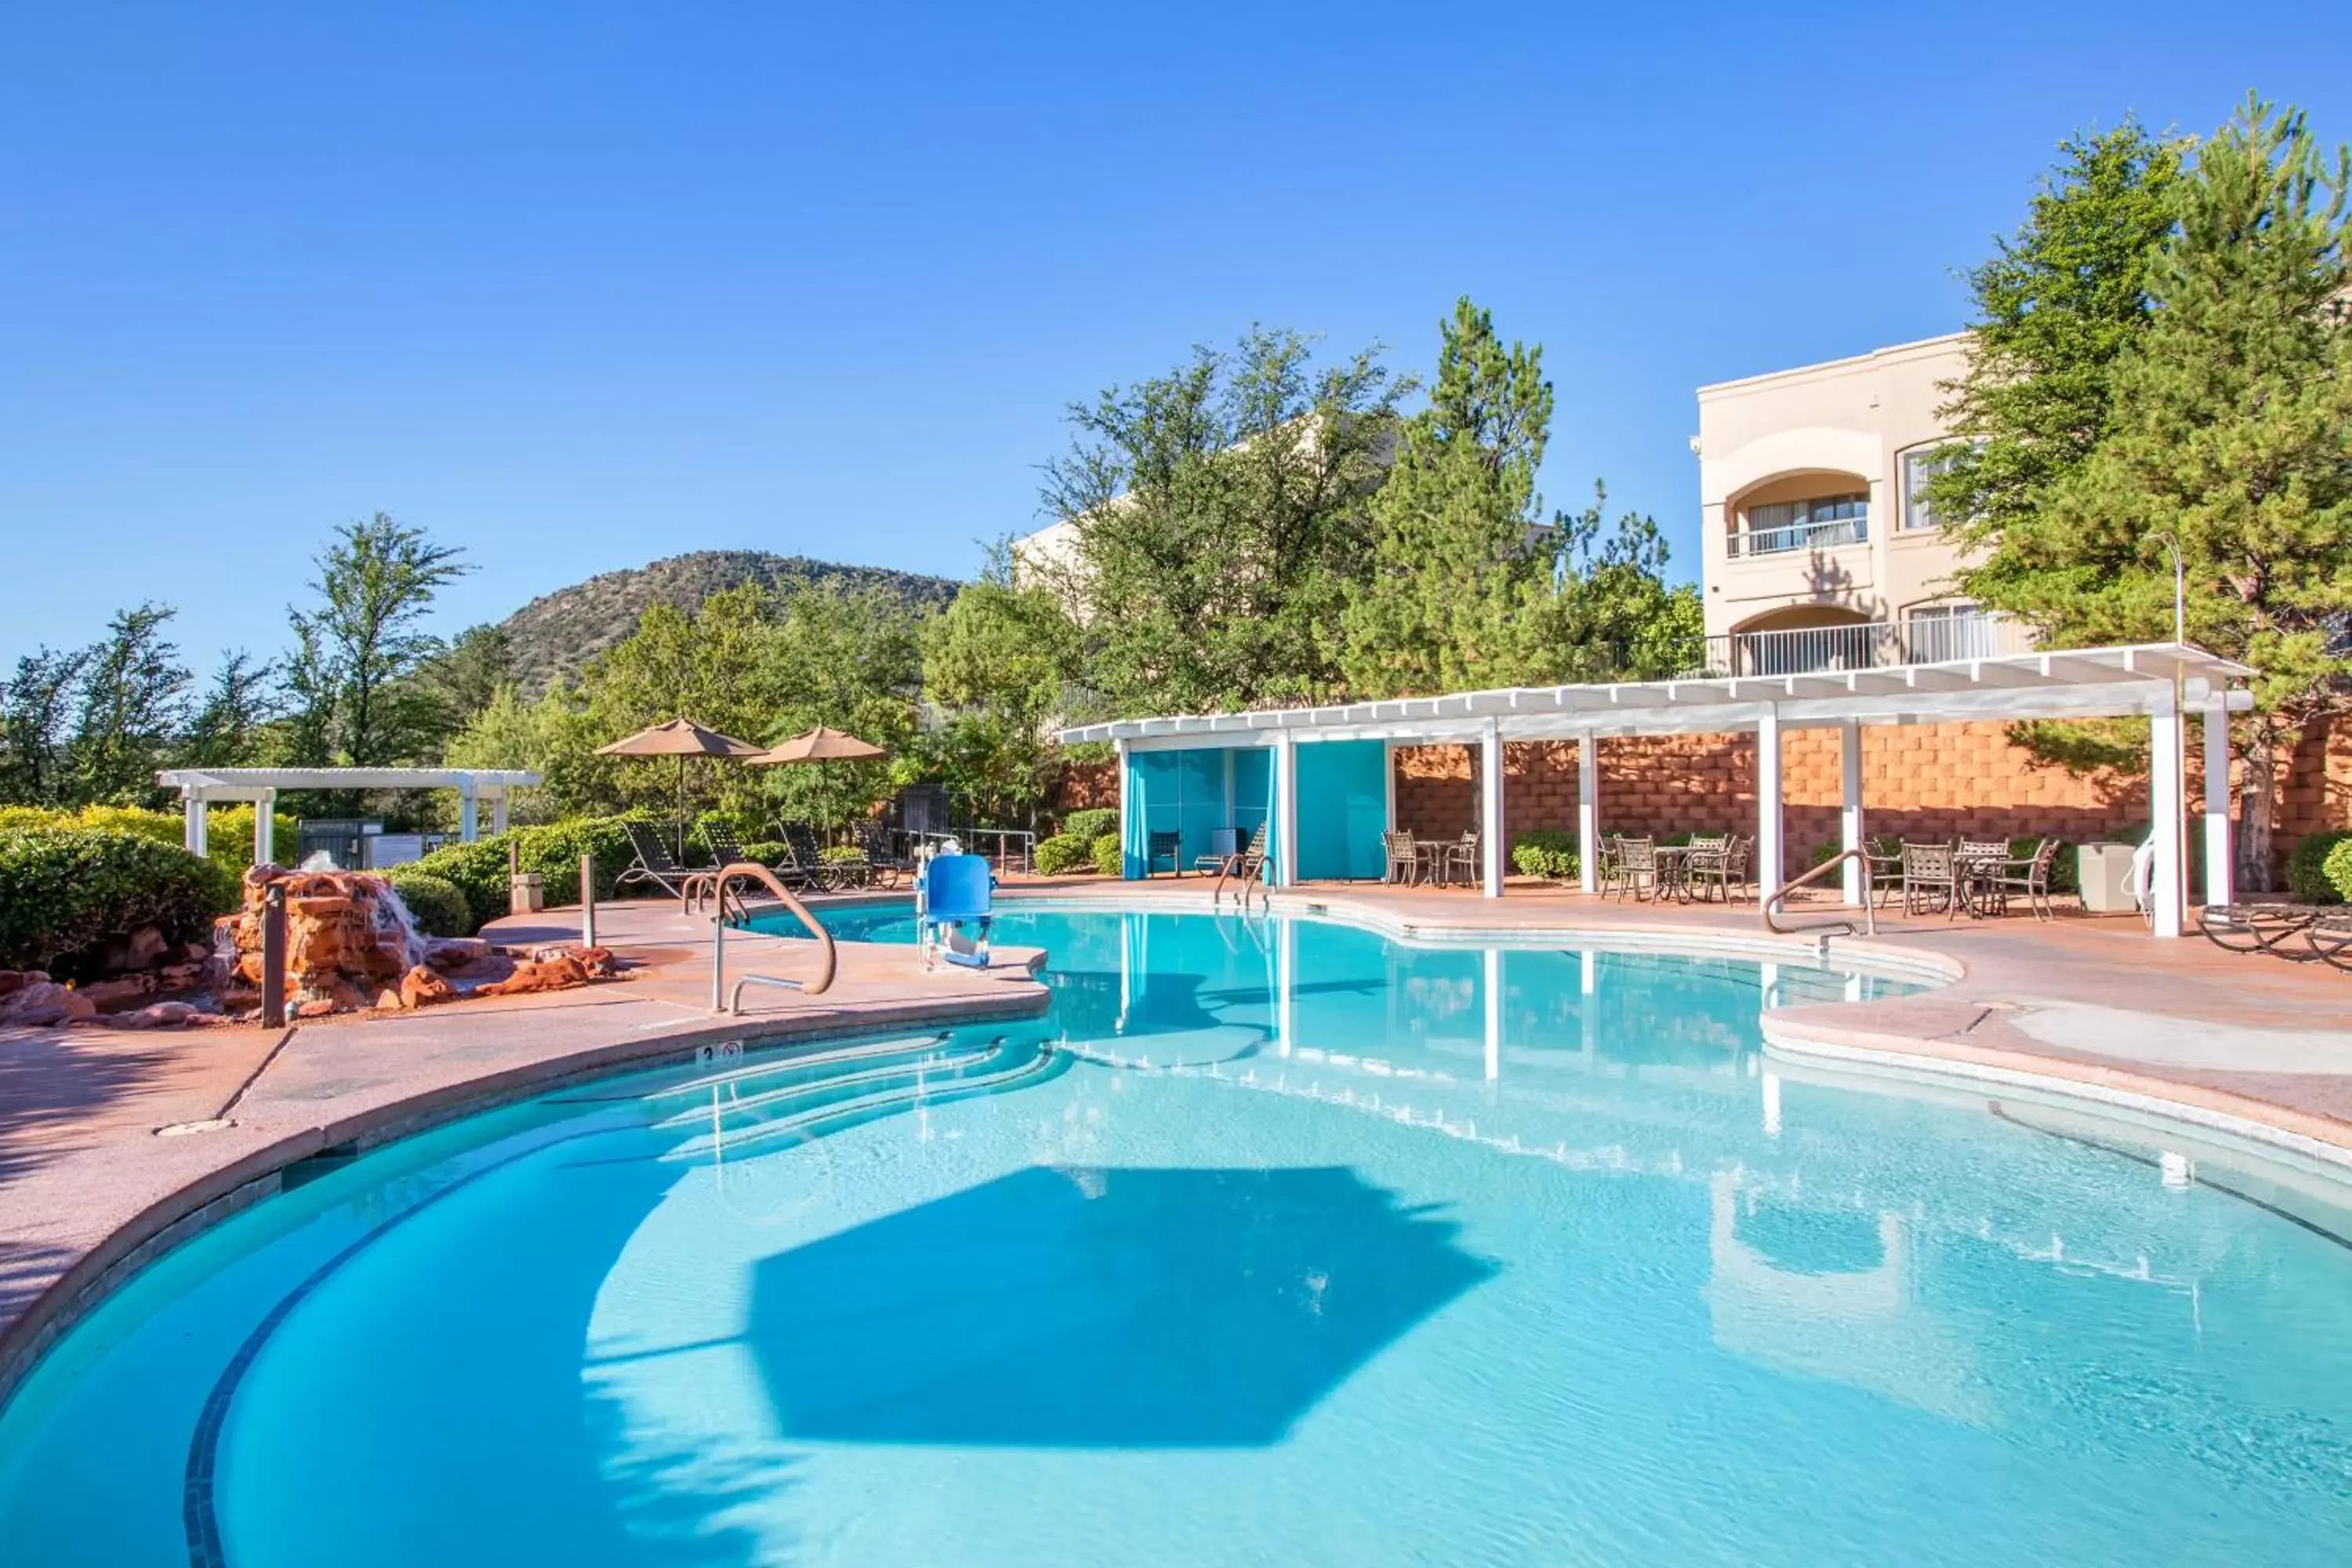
top-left (1115, 737), bottom-right (1388, 884)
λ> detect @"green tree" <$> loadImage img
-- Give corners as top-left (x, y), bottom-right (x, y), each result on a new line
top-left (1547, 488), bottom-right (1706, 681)
top-left (1042, 326), bottom-right (1405, 713)
top-left (921, 543), bottom-right (1083, 822)
top-left (1925, 120), bottom-right (2187, 547)
top-left (1339, 298), bottom-right (1557, 696)
top-left (0, 646), bottom-right (92, 805)
top-left (69, 602), bottom-right (191, 804)
top-left (420, 624), bottom-right (516, 731)
top-left (289, 514), bottom-right (470, 766)
top-left (2000, 98), bottom-right (2352, 887)
top-left (177, 651), bottom-right (279, 771)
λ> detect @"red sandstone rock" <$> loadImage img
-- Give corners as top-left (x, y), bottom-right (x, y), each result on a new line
top-left (401, 966), bottom-right (456, 1008)
top-left (1, 981), bottom-right (94, 1025)
top-left (294, 999), bottom-right (337, 1019)
top-left (0, 971), bottom-right (28, 999)
top-left (79, 975), bottom-right (155, 1010)
top-left (118, 1000), bottom-right (200, 1029)
top-left (423, 936), bottom-right (491, 971)
top-left (473, 954), bottom-right (592, 997)
top-left (375, 988), bottom-right (408, 1012)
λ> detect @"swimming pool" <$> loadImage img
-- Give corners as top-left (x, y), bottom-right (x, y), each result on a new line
top-left (2, 904), bottom-right (2349, 1565)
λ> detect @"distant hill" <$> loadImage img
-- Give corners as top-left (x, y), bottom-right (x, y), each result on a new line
top-left (496, 550), bottom-right (964, 695)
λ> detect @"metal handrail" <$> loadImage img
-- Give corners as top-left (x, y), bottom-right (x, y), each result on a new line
top-left (1761, 848), bottom-right (1877, 940)
top-left (707, 862), bottom-right (837, 1013)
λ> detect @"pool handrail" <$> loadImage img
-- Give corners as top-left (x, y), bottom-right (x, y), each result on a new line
top-left (706, 862), bottom-right (837, 1012)
top-left (1761, 849), bottom-right (1877, 940)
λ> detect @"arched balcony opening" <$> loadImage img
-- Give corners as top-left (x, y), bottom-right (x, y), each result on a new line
top-left (1726, 470), bottom-right (1871, 559)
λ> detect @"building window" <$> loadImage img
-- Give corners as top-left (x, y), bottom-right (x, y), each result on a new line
top-left (1903, 601), bottom-right (1994, 662)
top-left (1737, 492), bottom-right (1867, 556)
top-left (1900, 445), bottom-right (1979, 532)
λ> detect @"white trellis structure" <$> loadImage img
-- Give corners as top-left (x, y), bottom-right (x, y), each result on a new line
top-left (1061, 643), bottom-right (2253, 938)
top-left (154, 768), bottom-right (542, 866)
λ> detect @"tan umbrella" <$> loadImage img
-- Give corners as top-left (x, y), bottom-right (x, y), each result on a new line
top-left (750, 726), bottom-right (888, 838)
top-left (597, 718), bottom-right (764, 855)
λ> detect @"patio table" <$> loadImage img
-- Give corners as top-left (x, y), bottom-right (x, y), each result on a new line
top-left (1653, 844), bottom-right (1696, 902)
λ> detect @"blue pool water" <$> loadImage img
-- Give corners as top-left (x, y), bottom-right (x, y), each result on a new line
top-left (2, 904), bottom-right (2350, 1566)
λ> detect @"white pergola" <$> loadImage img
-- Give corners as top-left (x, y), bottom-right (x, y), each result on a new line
top-left (154, 767), bottom-right (543, 866)
top-left (1060, 643), bottom-right (2256, 938)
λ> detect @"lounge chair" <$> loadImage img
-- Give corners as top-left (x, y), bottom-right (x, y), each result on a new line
top-left (1195, 828), bottom-right (1240, 877)
top-left (917, 852), bottom-right (994, 969)
top-left (1210, 822), bottom-right (1270, 905)
top-left (619, 821), bottom-right (699, 902)
top-left (1145, 830), bottom-right (1183, 877)
top-left (773, 821), bottom-right (845, 893)
top-left (857, 821), bottom-right (913, 889)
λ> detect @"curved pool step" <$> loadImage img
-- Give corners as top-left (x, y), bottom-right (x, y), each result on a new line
top-left (549, 1033), bottom-right (956, 1106)
top-left (659, 1039), bottom-right (1062, 1162)
top-left (647, 1043), bottom-right (1002, 1132)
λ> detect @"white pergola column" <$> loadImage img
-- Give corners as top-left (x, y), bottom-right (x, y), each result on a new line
top-left (1577, 734), bottom-right (1599, 895)
top-left (490, 790), bottom-right (510, 837)
top-left (184, 793), bottom-right (209, 855)
top-left (2150, 691), bottom-right (2184, 938)
top-left (2202, 705), bottom-right (2232, 909)
top-left (1479, 720), bottom-right (1504, 898)
top-left (1274, 733), bottom-right (1298, 888)
top-left (1113, 738), bottom-right (1131, 880)
top-left (458, 785), bottom-right (479, 844)
top-left (1755, 706), bottom-right (1784, 905)
top-left (253, 788), bottom-right (275, 868)
top-left (1838, 720), bottom-right (1865, 906)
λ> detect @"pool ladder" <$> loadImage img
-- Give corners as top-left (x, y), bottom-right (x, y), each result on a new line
top-left (703, 862), bottom-right (839, 1013)
top-left (1760, 848), bottom-right (1877, 942)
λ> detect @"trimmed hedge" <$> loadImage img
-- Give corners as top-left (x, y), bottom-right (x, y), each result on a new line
top-left (1062, 808), bottom-right (1117, 844)
top-left (2325, 837), bottom-right (2352, 904)
top-left (1510, 829), bottom-right (1578, 880)
top-left (0, 803), bottom-right (297, 878)
top-left (0, 827), bottom-right (239, 977)
top-left (1035, 832), bottom-right (1092, 875)
top-left (1091, 833), bottom-right (1123, 877)
top-left (405, 815), bottom-right (648, 934)
top-left (2288, 830), bottom-right (2351, 905)
top-left (385, 872), bottom-right (471, 938)
top-left (742, 840), bottom-right (790, 866)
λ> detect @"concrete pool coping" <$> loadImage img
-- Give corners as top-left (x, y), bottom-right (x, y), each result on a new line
top-left (4, 877), bottom-right (2350, 1415)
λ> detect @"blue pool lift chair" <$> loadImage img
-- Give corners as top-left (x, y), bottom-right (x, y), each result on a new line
top-left (917, 852), bottom-right (996, 969)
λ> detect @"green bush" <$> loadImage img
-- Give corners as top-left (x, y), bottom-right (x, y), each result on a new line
top-left (384, 872), bottom-right (471, 938)
top-left (1091, 832), bottom-right (1123, 877)
top-left (2325, 837), bottom-right (2352, 905)
top-left (742, 840), bottom-right (789, 866)
top-left (0, 802), bottom-right (300, 880)
top-left (1035, 832), bottom-right (1091, 875)
top-left (1509, 829), bottom-right (1578, 880)
top-left (2288, 830), bottom-right (2351, 905)
top-left (0, 827), bottom-right (240, 977)
top-left (406, 815), bottom-right (648, 933)
top-left (821, 845), bottom-right (866, 865)
top-left (1062, 808), bottom-right (1117, 844)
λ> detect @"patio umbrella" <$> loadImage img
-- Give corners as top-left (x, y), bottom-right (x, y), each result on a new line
top-left (750, 726), bottom-right (888, 838)
top-left (597, 718), bottom-right (764, 855)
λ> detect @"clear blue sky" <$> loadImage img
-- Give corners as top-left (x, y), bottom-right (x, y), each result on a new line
top-left (5, 2), bottom-right (2348, 674)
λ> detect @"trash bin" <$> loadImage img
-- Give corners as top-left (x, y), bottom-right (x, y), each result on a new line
top-left (2077, 842), bottom-right (2138, 914)
top-left (510, 873), bottom-right (546, 916)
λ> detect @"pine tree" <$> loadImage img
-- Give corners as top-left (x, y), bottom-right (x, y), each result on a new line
top-left (2005, 99), bottom-right (2352, 886)
top-left (1338, 298), bottom-right (1556, 697)
top-left (69, 603), bottom-right (191, 804)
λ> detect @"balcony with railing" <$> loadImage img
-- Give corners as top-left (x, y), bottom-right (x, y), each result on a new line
top-left (1677, 613), bottom-right (2033, 678)
top-left (1725, 493), bottom-right (1870, 559)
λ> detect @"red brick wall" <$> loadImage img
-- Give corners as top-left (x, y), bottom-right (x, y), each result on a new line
top-left (1054, 717), bottom-right (2351, 872)
top-left (1398, 723), bottom-right (2148, 855)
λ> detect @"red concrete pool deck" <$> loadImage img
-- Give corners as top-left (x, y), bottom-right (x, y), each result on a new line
top-left (0, 897), bottom-right (1046, 1403)
top-left (2, 875), bottom-right (2349, 1409)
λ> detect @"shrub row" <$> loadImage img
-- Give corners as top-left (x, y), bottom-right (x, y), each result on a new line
top-left (1035, 832), bottom-right (1092, 875)
top-left (0, 826), bottom-right (240, 978)
top-left (1091, 833), bottom-right (1123, 877)
top-left (2289, 830), bottom-right (2352, 905)
top-left (1061, 808), bottom-right (1117, 844)
top-left (0, 803), bottom-right (297, 880)
top-left (405, 815), bottom-right (650, 934)
top-left (1509, 830), bottom-right (1578, 880)
top-left (383, 872), bottom-right (472, 938)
